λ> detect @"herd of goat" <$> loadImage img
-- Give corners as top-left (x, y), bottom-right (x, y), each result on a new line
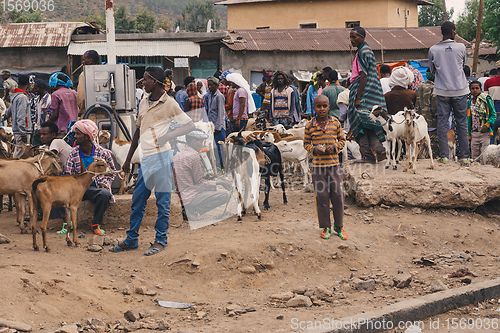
top-left (1, 106), bottom-right (500, 251)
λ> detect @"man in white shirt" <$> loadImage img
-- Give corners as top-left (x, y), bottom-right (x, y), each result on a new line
top-left (379, 65), bottom-right (391, 95)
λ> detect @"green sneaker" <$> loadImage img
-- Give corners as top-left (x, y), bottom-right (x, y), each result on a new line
top-left (438, 157), bottom-right (449, 164)
top-left (334, 226), bottom-right (348, 240)
top-left (320, 227), bottom-right (332, 239)
top-left (460, 158), bottom-right (472, 167)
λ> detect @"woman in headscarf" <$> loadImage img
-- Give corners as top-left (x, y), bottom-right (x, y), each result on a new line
top-left (347, 26), bottom-right (386, 163)
top-left (226, 73), bottom-right (256, 132)
top-left (184, 81), bottom-right (207, 122)
top-left (384, 66), bottom-right (416, 115)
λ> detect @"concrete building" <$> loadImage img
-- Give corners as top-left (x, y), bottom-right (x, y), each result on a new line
top-left (220, 27), bottom-right (470, 90)
top-left (216, 0), bottom-right (434, 30)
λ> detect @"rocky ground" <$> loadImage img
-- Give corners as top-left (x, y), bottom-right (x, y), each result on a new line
top-left (1, 171), bottom-right (500, 333)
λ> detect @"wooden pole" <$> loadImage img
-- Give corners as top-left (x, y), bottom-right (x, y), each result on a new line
top-left (381, 39), bottom-right (384, 64)
top-left (442, 0), bottom-right (448, 21)
top-left (472, 0), bottom-right (484, 75)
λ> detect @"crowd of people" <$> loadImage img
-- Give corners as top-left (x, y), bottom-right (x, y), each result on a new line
top-left (1, 20), bottom-right (499, 248)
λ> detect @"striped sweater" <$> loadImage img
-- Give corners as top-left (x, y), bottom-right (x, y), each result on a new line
top-left (303, 116), bottom-right (346, 167)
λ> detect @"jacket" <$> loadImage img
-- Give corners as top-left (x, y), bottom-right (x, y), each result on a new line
top-left (5, 88), bottom-right (31, 135)
top-left (467, 93), bottom-right (496, 138)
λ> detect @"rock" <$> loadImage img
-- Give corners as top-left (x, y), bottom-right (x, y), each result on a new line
top-left (0, 233), bottom-right (11, 244)
top-left (135, 286), bottom-right (147, 295)
top-left (315, 285), bottom-right (333, 299)
top-left (351, 278), bottom-right (376, 291)
top-left (261, 260), bottom-right (274, 269)
top-left (87, 245), bottom-right (102, 252)
top-left (155, 284), bottom-right (163, 289)
top-left (139, 310), bottom-right (156, 319)
top-left (245, 307), bottom-right (256, 312)
top-left (286, 295), bottom-right (312, 307)
top-left (270, 292), bottom-right (294, 301)
top-left (394, 274), bottom-right (412, 288)
top-left (145, 290), bottom-right (157, 296)
top-left (429, 280), bottom-right (448, 292)
top-left (292, 287), bottom-right (307, 294)
top-left (461, 277), bottom-right (472, 284)
top-left (103, 236), bottom-right (113, 246)
top-left (122, 285), bottom-right (131, 295)
top-left (276, 315), bottom-right (284, 320)
top-left (124, 309), bottom-right (140, 322)
top-left (0, 318), bottom-right (32, 332)
top-left (226, 304), bottom-right (241, 313)
top-left (338, 244), bottom-right (349, 250)
top-left (239, 266), bottom-right (256, 274)
top-left (304, 289), bottom-right (315, 297)
top-left (54, 324), bottom-right (79, 333)
top-left (90, 235), bottom-right (104, 247)
top-left (191, 261), bottom-right (200, 267)
top-left (196, 311), bottom-right (207, 319)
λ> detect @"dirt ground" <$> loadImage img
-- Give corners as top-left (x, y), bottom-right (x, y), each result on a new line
top-left (1, 184), bottom-right (500, 333)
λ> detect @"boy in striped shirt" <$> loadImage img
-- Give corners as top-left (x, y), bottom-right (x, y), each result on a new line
top-left (304, 95), bottom-right (347, 240)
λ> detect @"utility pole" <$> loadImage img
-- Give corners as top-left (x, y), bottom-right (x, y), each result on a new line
top-left (442, 0), bottom-right (448, 21)
top-left (106, 0), bottom-right (117, 65)
top-left (472, 0), bottom-right (484, 75)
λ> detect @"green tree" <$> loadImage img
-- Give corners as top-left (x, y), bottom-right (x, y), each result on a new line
top-left (115, 5), bottom-right (135, 33)
top-left (456, 0), bottom-right (483, 42)
top-left (87, 12), bottom-right (106, 29)
top-left (177, 1), bottom-right (221, 32)
top-left (135, 8), bottom-right (155, 33)
top-left (483, 0), bottom-right (500, 50)
top-left (157, 17), bottom-right (172, 32)
top-left (418, 0), bottom-right (454, 26)
top-left (5, 10), bottom-right (42, 23)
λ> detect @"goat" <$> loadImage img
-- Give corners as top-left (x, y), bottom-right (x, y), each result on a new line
top-left (99, 130), bottom-right (142, 194)
top-left (447, 129), bottom-right (457, 161)
top-left (267, 124), bottom-right (305, 139)
top-left (369, 107), bottom-right (406, 170)
top-left (402, 108), bottom-right (435, 173)
top-left (0, 150), bottom-right (62, 232)
top-left (481, 144), bottom-right (500, 167)
top-left (30, 158), bottom-right (112, 251)
top-left (274, 139), bottom-right (311, 190)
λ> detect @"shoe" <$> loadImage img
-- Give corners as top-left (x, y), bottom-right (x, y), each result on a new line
top-left (460, 158), bottom-right (472, 167)
top-left (109, 241), bottom-right (138, 252)
top-left (438, 157), bottom-right (449, 164)
top-left (57, 221), bottom-right (73, 235)
top-left (91, 224), bottom-right (105, 236)
top-left (144, 242), bottom-right (168, 256)
top-left (334, 226), bottom-right (348, 240)
top-left (376, 152), bottom-right (387, 162)
top-left (320, 227), bottom-right (332, 239)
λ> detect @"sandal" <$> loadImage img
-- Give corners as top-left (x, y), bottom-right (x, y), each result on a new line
top-left (144, 242), bottom-right (167, 256)
top-left (109, 241), bottom-right (138, 252)
top-left (92, 224), bottom-right (105, 236)
top-left (57, 221), bottom-right (73, 235)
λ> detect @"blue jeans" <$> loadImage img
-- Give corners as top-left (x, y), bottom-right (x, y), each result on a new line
top-left (273, 117), bottom-right (288, 127)
top-left (229, 119), bottom-right (248, 133)
top-left (125, 152), bottom-right (173, 248)
top-left (437, 95), bottom-right (469, 159)
top-left (214, 128), bottom-right (225, 168)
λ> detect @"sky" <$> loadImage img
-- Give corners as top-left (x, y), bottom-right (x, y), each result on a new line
top-left (446, 0), bottom-right (467, 18)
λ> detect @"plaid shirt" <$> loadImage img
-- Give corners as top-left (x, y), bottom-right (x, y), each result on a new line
top-left (218, 83), bottom-right (228, 99)
top-left (65, 144), bottom-right (117, 200)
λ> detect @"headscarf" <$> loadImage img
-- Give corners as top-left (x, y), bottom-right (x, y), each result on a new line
top-left (207, 76), bottom-right (219, 84)
top-left (310, 71), bottom-right (321, 91)
top-left (49, 72), bottom-right (73, 88)
top-left (186, 82), bottom-right (204, 111)
top-left (71, 119), bottom-right (99, 144)
top-left (389, 66), bottom-right (414, 89)
top-left (226, 72), bottom-right (256, 114)
top-left (220, 71), bottom-right (232, 81)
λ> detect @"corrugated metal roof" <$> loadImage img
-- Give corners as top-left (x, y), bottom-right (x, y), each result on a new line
top-left (0, 22), bottom-right (94, 48)
top-left (223, 27), bottom-right (470, 52)
top-left (68, 40), bottom-right (201, 57)
top-left (216, 0), bottom-right (434, 6)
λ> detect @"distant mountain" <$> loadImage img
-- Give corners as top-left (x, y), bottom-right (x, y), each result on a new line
top-left (37, 0), bottom-right (226, 30)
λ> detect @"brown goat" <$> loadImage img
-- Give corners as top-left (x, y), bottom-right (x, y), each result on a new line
top-left (30, 158), bottom-right (112, 251)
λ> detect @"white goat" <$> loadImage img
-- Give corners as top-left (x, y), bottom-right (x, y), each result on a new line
top-left (402, 108), bottom-right (434, 173)
top-left (369, 107), bottom-right (406, 169)
top-left (481, 144), bottom-right (500, 167)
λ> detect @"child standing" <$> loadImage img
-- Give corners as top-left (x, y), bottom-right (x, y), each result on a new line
top-left (304, 95), bottom-right (347, 240)
top-left (467, 81), bottom-right (496, 160)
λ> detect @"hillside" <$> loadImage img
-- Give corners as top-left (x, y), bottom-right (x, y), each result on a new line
top-left (37, 0), bottom-right (226, 30)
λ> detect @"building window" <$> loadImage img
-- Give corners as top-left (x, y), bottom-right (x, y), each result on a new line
top-left (299, 23), bottom-right (317, 29)
top-left (345, 21), bottom-right (360, 28)
top-left (256, 26), bottom-right (270, 29)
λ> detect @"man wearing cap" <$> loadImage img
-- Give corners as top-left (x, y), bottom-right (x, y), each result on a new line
top-left (48, 72), bottom-right (78, 134)
top-left (173, 130), bottom-right (231, 220)
top-left (4, 74), bottom-right (30, 158)
top-left (203, 76), bottom-right (226, 168)
top-left (110, 66), bottom-right (195, 256)
top-left (2, 70), bottom-right (18, 104)
top-left (65, 119), bottom-right (116, 236)
top-left (484, 61), bottom-right (500, 144)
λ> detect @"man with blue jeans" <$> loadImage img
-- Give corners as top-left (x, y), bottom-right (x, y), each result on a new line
top-left (110, 66), bottom-right (195, 256)
top-left (428, 21), bottom-right (471, 165)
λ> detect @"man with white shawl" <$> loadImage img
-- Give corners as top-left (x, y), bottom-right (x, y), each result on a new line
top-left (226, 73), bottom-right (256, 132)
top-left (384, 66), bottom-right (417, 116)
